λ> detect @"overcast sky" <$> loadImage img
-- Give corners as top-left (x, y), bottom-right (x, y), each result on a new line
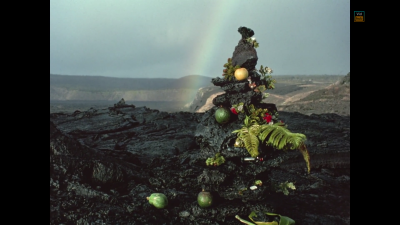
top-left (50, 0), bottom-right (350, 79)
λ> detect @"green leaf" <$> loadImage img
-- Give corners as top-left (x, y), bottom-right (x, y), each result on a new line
top-left (206, 158), bottom-right (213, 166)
top-left (286, 182), bottom-right (296, 190)
top-left (279, 216), bottom-right (295, 225)
top-left (248, 211), bottom-right (279, 225)
top-left (235, 215), bottom-right (257, 225)
top-left (257, 85), bottom-right (266, 92)
top-left (249, 211), bottom-right (258, 219)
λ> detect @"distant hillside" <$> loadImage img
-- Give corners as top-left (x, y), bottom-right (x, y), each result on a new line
top-left (50, 74), bottom-right (213, 101)
top-left (50, 74), bottom-right (213, 91)
top-left (186, 75), bottom-right (349, 115)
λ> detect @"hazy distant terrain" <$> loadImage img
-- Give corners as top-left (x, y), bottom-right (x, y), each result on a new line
top-left (50, 74), bottom-right (349, 116)
top-left (187, 74), bottom-right (350, 116)
top-left (277, 75), bottom-right (350, 115)
top-left (50, 74), bottom-right (213, 102)
top-left (50, 100), bottom-right (188, 114)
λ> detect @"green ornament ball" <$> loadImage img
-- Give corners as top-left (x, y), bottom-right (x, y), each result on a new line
top-left (215, 107), bottom-right (231, 124)
top-left (147, 193), bottom-right (168, 209)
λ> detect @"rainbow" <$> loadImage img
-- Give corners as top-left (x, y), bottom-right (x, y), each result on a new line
top-left (188, 0), bottom-right (239, 82)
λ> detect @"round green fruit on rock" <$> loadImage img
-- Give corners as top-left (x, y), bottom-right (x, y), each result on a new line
top-left (146, 193), bottom-right (168, 209)
top-left (215, 107), bottom-right (231, 124)
top-left (197, 189), bottom-right (213, 208)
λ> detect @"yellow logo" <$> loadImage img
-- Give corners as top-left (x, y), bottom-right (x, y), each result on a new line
top-left (354, 11), bottom-right (365, 22)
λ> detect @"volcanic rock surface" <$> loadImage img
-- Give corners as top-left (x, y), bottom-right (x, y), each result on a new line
top-left (50, 104), bottom-right (350, 224)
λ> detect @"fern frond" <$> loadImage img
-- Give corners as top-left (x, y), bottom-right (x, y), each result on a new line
top-left (257, 124), bottom-right (310, 172)
top-left (277, 133), bottom-right (290, 150)
top-left (239, 131), bottom-right (259, 158)
top-left (258, 124), bottom-right (306, 150)
top-left (258, 124), bottom-right (275, 141)
top-left (249, 124), bottom-right (262, 136)
top-left (242, 115), bottom-right (259, 128)
top-left (299, 143), bottom-right (311, 174)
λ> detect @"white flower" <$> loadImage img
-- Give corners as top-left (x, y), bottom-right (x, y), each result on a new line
top-left (264, 67), bottom-right (273, 74)
top-left (268, 121), bottom-right (274, 125)
top-left (238, 105), bottom-right (243, 111)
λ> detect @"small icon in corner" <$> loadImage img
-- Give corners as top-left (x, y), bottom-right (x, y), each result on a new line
top-left (354, 11), bottom-right (365, 22)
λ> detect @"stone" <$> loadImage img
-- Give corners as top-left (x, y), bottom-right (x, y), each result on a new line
top-left (238, 26), bottom-right (255, 39)
top-left (117, 98), bottom-right (126, 106)
top-left (231, 39), bottom-right (258, 72)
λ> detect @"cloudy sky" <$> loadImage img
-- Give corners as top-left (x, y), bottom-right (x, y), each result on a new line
top-left (50, 0), bottom-right (350, 78)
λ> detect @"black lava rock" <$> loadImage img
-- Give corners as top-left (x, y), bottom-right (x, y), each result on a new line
top-left (50, 105), bottom-right (350, 224)
top-left (231, 39), bottom-right (258, 72)
top-left (238, 26), bottom-right (255, 39)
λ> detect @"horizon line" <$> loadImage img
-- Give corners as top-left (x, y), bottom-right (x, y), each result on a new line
top-left (50, 73), bottom-right (347, 79)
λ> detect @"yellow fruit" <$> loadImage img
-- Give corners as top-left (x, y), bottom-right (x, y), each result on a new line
top-left (234, 68), bottom-right (248, 81)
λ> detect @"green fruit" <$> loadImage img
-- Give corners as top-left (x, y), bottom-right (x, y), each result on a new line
top-left (197, 190), bottom-right (213, 208)
top-left (215, 107), bottom-right (231, 124)
top-left (147, 193), bottom-right (168, 209)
